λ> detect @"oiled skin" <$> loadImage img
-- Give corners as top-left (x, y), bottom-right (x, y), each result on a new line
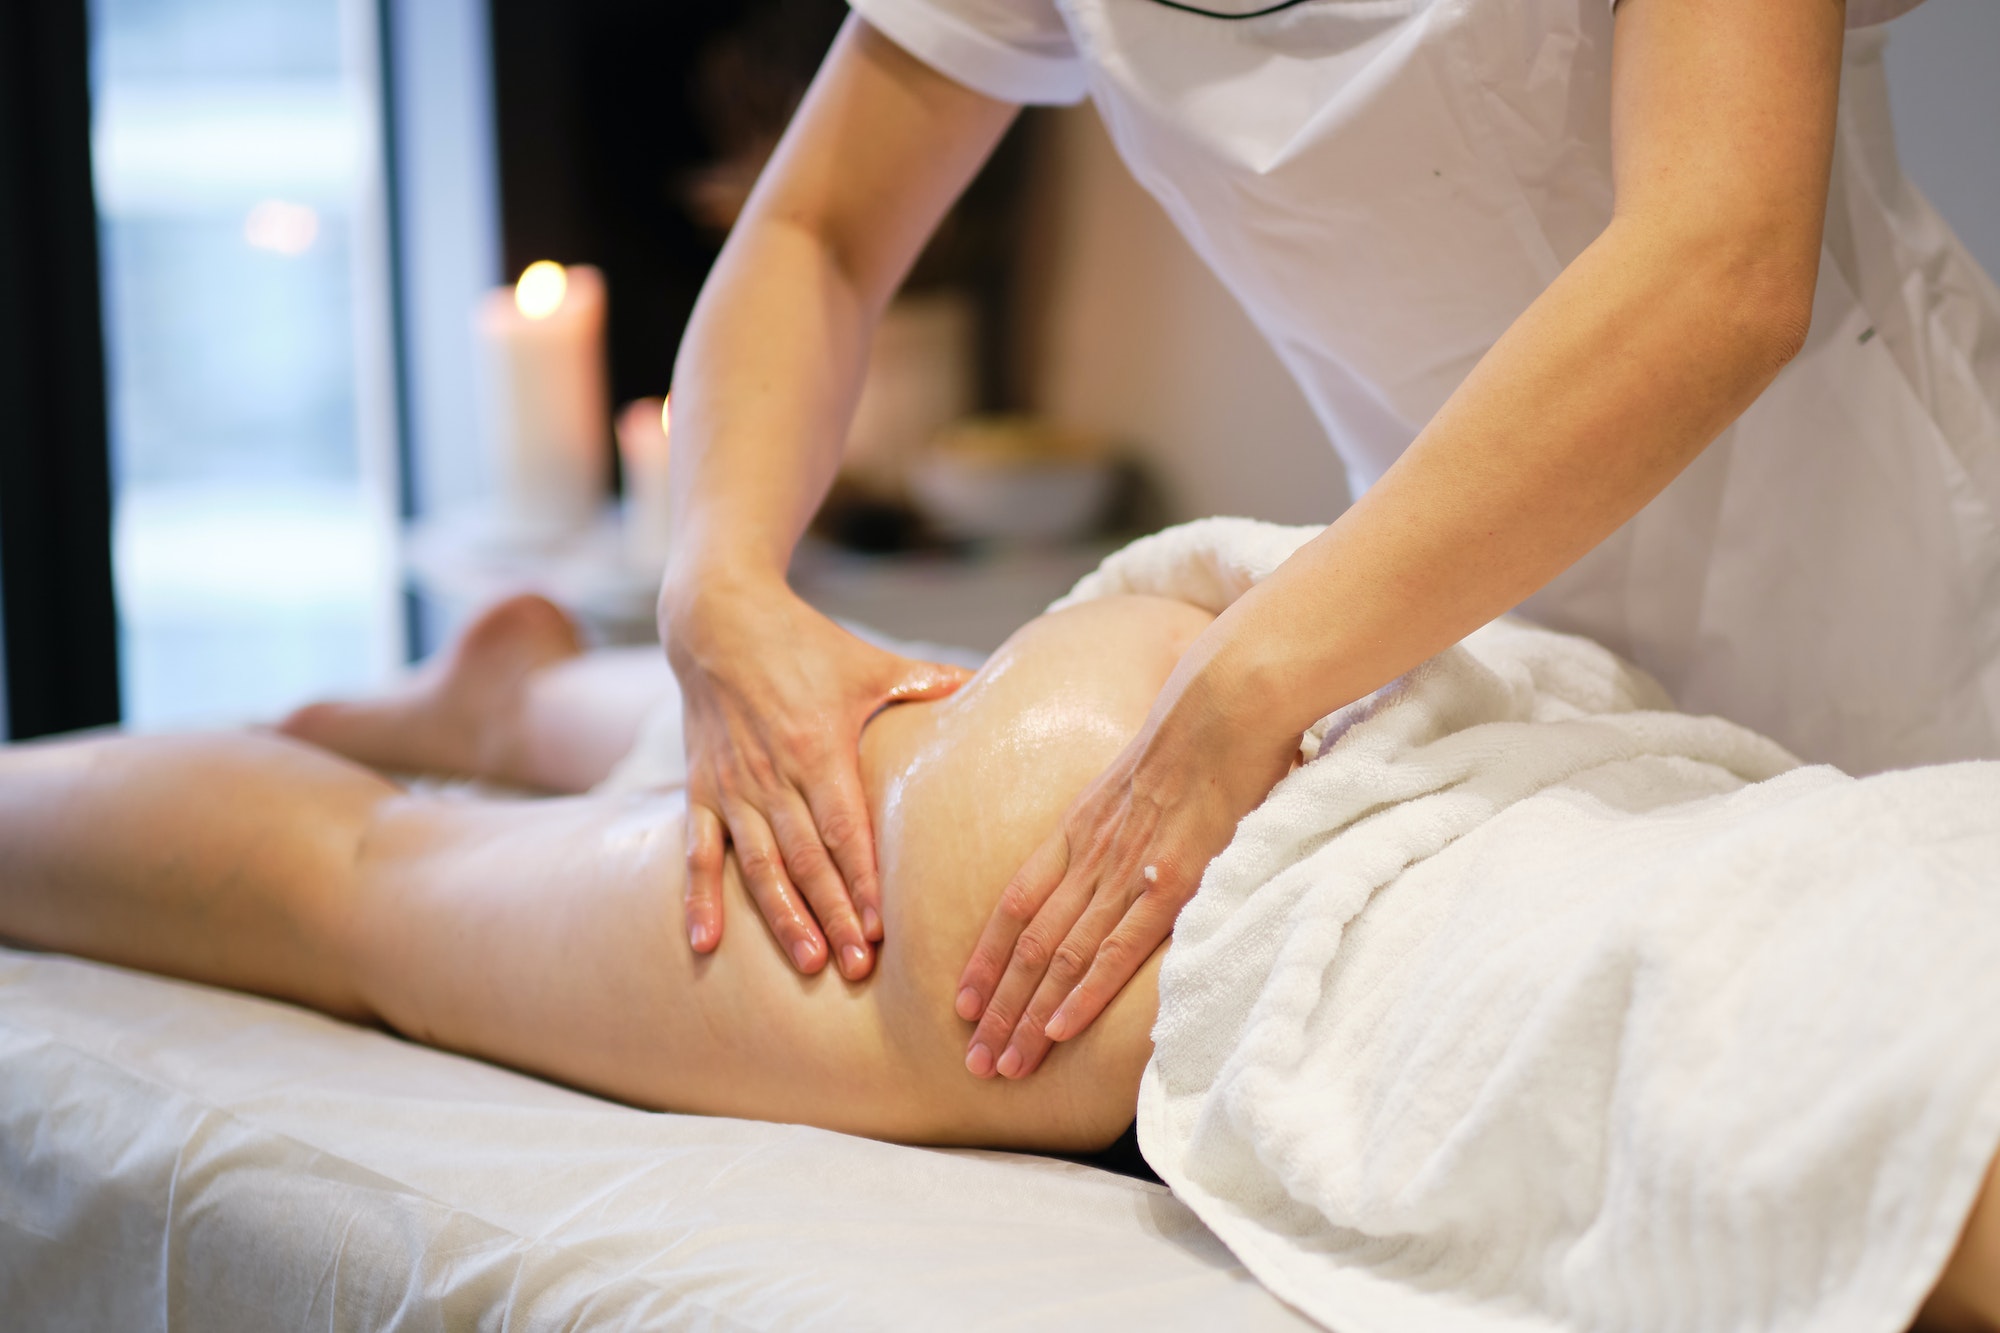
top-left (0, 595), bottom-right (1212, 1152)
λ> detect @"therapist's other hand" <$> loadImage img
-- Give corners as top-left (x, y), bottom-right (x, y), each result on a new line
top-left (955, 659), bottom-right (1296, 1079)
top-left (666, 575), bottom-right (972, 981)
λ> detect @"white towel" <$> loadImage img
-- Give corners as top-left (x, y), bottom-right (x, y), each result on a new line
top-left (1058, 518), bottom-right (2000, 1333)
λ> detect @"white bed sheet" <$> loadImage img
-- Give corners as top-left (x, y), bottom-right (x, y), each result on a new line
top-left (0, 946), bottom-right (1309, 1330)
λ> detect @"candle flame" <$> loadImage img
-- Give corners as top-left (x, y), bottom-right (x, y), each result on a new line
top-left (659, 394), bottom-right (672, 437)
top-left (514, 261), bottom-right (568, 320)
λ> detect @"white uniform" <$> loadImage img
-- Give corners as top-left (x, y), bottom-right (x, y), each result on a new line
top-left (851, 0), bottom-right (2000, 775)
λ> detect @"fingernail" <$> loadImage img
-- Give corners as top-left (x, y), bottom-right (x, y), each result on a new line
top-left (840, 944), bottom-right (869, 977)
top-left (689, 923), bottom-right (712, 951)
top-left (862, 906), bottom-right (883, 940)
top-left (965, 1043), bottom-right (995, 1077)
top-left (791, 939), bottom-right (817, 971)
top-left (996, 1047), bottom-right (1024, 1079)
top-left (955, 987), bottom-right (982, 1021)
top-left (1045, 1011), bottom-right (1069, 1041)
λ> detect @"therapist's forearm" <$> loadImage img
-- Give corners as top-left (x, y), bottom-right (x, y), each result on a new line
top-left (1168, 0), bottom-right (1846, 753)
top-left (662, 214), bottom-right (873, 606)
top-left (1176, 216), bottom-right (1817, 751)
top-left (660, 19), bottom-right (1017, 622)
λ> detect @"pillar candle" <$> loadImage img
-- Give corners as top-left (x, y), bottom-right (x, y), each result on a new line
top-left (475, 261), bottom-right (610, 540)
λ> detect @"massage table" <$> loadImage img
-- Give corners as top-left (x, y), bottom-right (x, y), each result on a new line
top-left (0, 944), bottom-right (1309, 1329)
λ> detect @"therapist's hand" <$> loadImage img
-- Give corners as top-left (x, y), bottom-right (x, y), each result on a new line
top-left (955, 652), bottom-right (1298, 1079)
top-left (666, 573), bottom-right (973, 981)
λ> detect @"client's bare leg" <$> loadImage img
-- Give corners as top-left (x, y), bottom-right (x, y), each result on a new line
top-left (0, 596), bottom-right (1201, 1151)
top-left (0, 731), bottom-right (390, 1021)
top-left (279, 594), bottom-right (675, 793)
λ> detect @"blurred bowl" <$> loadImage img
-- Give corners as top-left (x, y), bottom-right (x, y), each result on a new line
top-left (911, 418), bottom-right (1116, 545)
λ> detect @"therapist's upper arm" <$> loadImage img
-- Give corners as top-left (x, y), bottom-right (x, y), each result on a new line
top-left (748, 15), bottom-right (1021, 309)
top-left (1607, 0), bottom-right (1846, 334)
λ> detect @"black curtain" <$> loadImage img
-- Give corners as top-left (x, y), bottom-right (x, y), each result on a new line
top-left (0, 0), bottom-right (121, 738)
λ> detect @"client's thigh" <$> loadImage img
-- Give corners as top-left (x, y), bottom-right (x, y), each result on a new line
top-left (349, 787), bottom-right (900, 1129)
top-left (351, 594), bottom-right (1214, 1151)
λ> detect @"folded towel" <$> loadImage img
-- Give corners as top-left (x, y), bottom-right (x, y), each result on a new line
top-left (1062, 518), bottom-right (2000, 1333)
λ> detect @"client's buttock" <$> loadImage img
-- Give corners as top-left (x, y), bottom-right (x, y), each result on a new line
top-left (363, 593), bottom-right (1215, 1155)
top-left (853, 593), bottom-right (1216, 1149)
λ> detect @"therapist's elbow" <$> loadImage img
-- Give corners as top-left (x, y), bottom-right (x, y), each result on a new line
top-left (1726, 226), bottom-right (1820, 371)
top-left (1624, 209), bottom-right (1820, 379)
top-left (1690, 239), bottom-right (1818, 382)
top-left (1739, 269), bottom-right (1816, 375)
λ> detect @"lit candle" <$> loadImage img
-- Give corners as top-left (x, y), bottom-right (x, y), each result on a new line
top-left (476, 261), bottom-right (610, 540)
top-left (615, 394), bottom-right (673, 574)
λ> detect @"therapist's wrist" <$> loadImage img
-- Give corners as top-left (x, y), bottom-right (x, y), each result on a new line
top-left (1151, 644), bottom-right (1306, 808)
top-left (1182, 589), bottom-right (1370, 761)
top-left (660, 534), bottom-right (792, 628)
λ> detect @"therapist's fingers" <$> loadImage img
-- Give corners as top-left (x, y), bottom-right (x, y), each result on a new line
top-left (798, 753), bottom-right (885, 947)
top-left (955, 830), bottom-right (1071, 1024)
top-left (994, 853), bottom-right (1160, 1079)
top-left (683, 799), bottom-right (728, 953)
top-left (996, 910), bottom-right (1120, 1078)
top-left (721, 795), bottom-right (828, 974)
top-left (963, 853), bottom-right (1094, 1079)
top-left (765, 778), bottom-right (874, 981)
top-left (1044, 866), bottom-right (1184, 1041)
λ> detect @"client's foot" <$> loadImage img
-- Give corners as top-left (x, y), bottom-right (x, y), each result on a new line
top-left (278, 593), bottom-right (585, 783)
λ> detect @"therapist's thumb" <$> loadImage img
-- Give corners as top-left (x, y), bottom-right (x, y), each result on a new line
top-left (878, 659), bottom-right (975, 707)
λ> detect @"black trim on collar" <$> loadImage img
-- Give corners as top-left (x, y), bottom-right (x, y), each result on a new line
top-left (1133, 0), bottom-right (1324, 18)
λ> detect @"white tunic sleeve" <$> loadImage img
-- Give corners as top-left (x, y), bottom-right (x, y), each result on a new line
top-left (846, 0), bottom-right (1089, 105)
